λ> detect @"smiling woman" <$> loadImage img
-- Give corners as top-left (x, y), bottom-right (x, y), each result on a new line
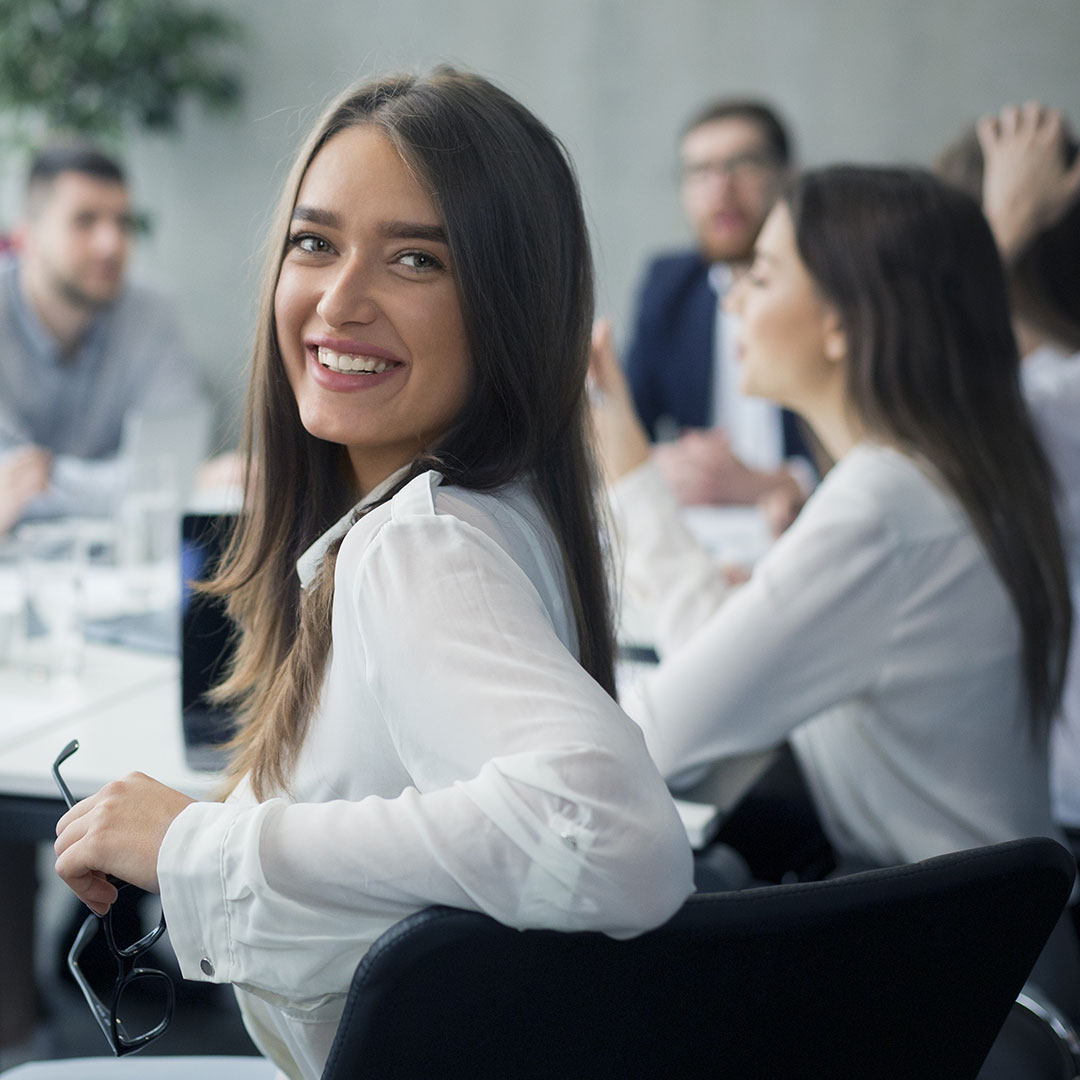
top-left (48, 68), bottom-right (693, 1080)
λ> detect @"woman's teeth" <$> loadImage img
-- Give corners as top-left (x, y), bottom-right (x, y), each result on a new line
top-left (317, 346), bottom-right (393, 374)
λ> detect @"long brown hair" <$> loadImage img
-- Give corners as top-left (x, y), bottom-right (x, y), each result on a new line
top-left (208, 68), bottom-right (614, 798)
top-left (787, 166), bottom-right (1071, 740)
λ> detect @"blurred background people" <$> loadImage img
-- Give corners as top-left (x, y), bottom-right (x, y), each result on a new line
top-left (592, 165), bottom-right (1076, 1016)
top-left (608, 98), bottom-right (813, 509)
top-left (0, 141), bottom-right (206, 1066)
top-left (937, 102), bottom-right (1080, 844)
top-left (0, 142), bottom-right (204, 533)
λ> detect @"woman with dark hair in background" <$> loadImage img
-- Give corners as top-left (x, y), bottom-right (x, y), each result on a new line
top-left (937, 102), bottom-right (1080, 842)
top-left (47, 68), bottom-right (692, 1080)
top-left (592, 165), bottom-right (1075, 1009)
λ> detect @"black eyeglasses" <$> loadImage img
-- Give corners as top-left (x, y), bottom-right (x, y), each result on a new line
top-left (680, 151), bottom-right (779, 185)
top-left (52, 739), bottom-right (175, 1056)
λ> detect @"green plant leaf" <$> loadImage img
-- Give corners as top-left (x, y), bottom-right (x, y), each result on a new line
top-left (0, 0), bottom-right (246, 140)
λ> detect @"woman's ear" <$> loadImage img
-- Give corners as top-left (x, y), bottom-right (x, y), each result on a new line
top-left (823, 307), bottom-right (847, 364)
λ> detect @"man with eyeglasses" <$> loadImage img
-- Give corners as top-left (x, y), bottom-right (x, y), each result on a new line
top-left (0, 142), bottom-right (203, 534)
top-left (609, 99), bottom-right (813, 510)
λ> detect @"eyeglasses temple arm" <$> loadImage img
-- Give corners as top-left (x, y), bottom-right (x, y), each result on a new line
top-left (52, 738), bottom-right (80, 810)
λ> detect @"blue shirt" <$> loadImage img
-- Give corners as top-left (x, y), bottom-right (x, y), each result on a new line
top-left (0, 257), bottom-right (204, 515)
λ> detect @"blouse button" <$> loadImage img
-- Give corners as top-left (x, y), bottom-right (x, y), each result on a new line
top-left (200, 957), bottom-right (215, 977)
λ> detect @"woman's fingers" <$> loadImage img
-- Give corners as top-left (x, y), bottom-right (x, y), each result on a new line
top-left (54, 773), bottom-right (196, 901)
top-left (977, 101), bottom-right (1080, 259)
top-left (589, 317), bottom-right (624, 395)
top-left (65, 869), bottom-right (119, 916)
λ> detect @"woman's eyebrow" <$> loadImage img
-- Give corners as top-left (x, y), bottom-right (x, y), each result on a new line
top-left (291, 205), bottom-right (340, 227)
top-left (289, 208), bottom-right (447, 246)
top-left (377, 221), bottom-right (448, 244)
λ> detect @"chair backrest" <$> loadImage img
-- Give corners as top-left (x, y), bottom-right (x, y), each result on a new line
top-left (320, 837), bottom-right (1075, 1080)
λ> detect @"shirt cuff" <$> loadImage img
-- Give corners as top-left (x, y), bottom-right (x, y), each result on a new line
top-left (158, 798), bottom-right (277, 985)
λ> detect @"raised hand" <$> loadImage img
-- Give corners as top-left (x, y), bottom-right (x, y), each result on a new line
top-left (977, 102), bottom-right (1080, 260)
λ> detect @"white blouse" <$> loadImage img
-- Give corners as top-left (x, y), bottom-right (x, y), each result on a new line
top-left (158, 470), bottom-right (693, 1080)
top-left (1024, 347), bottom-right (1080, 828)
top-left (612, 444), bottom-right (1061, 870)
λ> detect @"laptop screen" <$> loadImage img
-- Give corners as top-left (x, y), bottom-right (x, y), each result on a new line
top-left (180, 513), bottom-right (238, 770)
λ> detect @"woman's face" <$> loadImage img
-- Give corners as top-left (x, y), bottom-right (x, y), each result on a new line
top-left (726, 201), bottom-right (843, 414)
top-left (274, 126), bottom-right (472, 496)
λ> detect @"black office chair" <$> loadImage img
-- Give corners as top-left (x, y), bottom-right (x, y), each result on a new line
top-left (991, 985), bottom-right (1080, 1078)
top-left (321, 836), bottom-right (1076, 1080)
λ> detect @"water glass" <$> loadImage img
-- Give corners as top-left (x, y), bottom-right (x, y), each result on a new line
top-left (14, 521), bottom-right (86, 678)
top-left (117, 455), bottom-right (180, 609)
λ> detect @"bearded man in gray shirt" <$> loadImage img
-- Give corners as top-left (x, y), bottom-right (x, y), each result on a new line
top-left (0, 143), bottom-right (204, 532)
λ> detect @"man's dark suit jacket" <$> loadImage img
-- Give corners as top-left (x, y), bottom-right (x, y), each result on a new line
top-left (624, 250), bottom-right (809, 460)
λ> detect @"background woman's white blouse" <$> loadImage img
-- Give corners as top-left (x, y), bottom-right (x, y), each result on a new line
top-left (613, 443), bottom-right (1061, 870)
top-left (1023, 346), bottom-right (1080, 828)
top-left (158, 471), bottom-right (692, 1080)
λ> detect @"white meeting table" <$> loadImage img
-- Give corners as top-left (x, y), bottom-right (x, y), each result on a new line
top-left (1, 499), bottom-right (775, 847)
top-left (0, 643), bottom-right (218, 843)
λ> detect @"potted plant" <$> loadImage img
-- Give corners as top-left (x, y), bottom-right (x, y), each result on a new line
top-left (0, 0), bottom-right (245, 145)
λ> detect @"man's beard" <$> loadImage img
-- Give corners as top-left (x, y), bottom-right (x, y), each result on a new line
top-left (700, 232), bottom-right (756, 266)
top-left (51, 266), bottom-right (121, 311)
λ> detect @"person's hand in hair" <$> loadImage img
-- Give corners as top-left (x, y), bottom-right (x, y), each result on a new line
top-left (977, 102), bottom-right (1080, 261)
top-left (588, 318), bottom-right (652, 485)
top-left (0, 446), bottom-right (52, 534)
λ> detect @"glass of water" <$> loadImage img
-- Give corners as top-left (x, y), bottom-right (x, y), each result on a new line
top-left (117, 455), bottom-right (181, 611)
top-left (14, 520), bottom-right (87, 679)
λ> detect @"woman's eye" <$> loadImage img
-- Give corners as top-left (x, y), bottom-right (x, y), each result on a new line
top-left (398, 250), bottom-right (444, 271)
top-left (288, 233), bottom-right (332, 254)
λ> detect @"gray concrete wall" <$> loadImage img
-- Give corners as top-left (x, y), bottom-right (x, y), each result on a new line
top-left (7, 0), bottom-right (1078, 444)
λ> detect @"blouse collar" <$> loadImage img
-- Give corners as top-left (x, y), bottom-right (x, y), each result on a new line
top-left (295, 464), bottom-right (413, 589)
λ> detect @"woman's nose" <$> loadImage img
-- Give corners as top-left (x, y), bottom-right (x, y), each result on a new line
top-left (316, 256), bottom-right (379, 327)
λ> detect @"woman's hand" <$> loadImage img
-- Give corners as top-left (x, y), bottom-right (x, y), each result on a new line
top-left (55, 774), bottom-right (195, 915)
top-left (588, 318), bottom-right (652, 485)
top-left (977, 102), bottom-right (1080, 261)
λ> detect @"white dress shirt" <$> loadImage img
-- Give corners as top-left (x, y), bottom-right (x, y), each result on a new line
top-left (158, 470), bottom-right (693, 1080)
top-left (1024, 346), bottom-right (1080, 828)
top-left (612, 443), bottom-right (1061, 869)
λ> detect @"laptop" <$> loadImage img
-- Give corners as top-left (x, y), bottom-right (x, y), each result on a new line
top-left (180, 512), bottom-right (238, 771)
